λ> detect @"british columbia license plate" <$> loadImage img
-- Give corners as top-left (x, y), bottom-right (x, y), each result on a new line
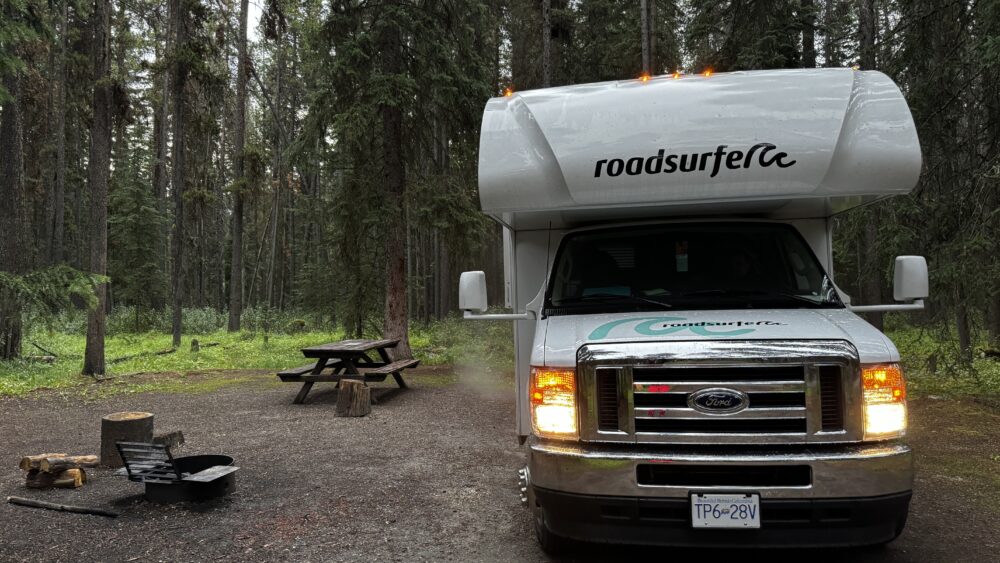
top-left (690, 493), bottom-right (761, 528)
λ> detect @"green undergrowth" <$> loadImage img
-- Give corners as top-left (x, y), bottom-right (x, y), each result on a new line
top-left (0, 316), bottom-right (513, 397)
top-left (888, 324), bottom-right (1000, 402)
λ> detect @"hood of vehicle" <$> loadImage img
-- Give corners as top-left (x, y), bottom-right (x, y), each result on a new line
top-left (538, 308), bottom-right (897, 366)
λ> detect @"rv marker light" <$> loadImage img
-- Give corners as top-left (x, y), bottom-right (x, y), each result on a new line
top-left (503, 87), bottom-right (513, 97)
top-left (672, 71), bottom-right (682, 79)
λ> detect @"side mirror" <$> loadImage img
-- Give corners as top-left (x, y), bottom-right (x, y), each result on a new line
top-left (459, 271), bottom-right (488, 313)
top-left (893, 256), bottom-right (929, 302)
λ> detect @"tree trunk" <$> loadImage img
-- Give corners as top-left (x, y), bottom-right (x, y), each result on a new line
top-left (83, 0), bottom-right (113, 376)
top-left (170, 0), bottom-right (189, 349)
top-left (0, 71), bottom-right (27, 360)
top-left (152, 32), bottom-right (170, 310)
top-left (956, 293), bottom-right (972, 362)
top-left (801, 0), bottom-right (816, 67)
top-left (51, 0), bottom-right (69, 264)
top-left (649, 0), bottom-right (657, 72)
top-left (640, 0), bottom-right (650, 75)
top-left (823, 0), bottom-right (840, 66)
top-left (228, 0), bottom-right (249, 332)
top-left (859, 0), bottom-right (876, 69)
top-left (379, 2), bottom-right (412, 360)
top-left (100, 411), bottom-right (154, 467)
top-left (989, 292), bottom-right (1000, 349)
top-left (541, 0), bottom-right (551, 87)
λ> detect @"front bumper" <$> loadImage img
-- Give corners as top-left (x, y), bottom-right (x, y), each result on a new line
top-left (529, 440), bottom-right (913, 498)
top-left (533, 488), bottom-right (911, 547)
top-left (528, 440), bottom-right (913, 547)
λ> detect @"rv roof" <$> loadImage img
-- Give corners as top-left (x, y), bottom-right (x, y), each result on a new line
top-left (478, 68), bottom-right (921, 230)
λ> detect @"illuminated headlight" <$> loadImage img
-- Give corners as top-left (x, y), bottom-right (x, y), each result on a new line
top-left (862, 363), bottom-right (907, 439)
top-left (530, 367), bottom-right (577, 438)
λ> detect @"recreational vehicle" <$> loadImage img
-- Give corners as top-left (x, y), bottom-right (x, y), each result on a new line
top-left (459, 68), bottom-right (927, 551)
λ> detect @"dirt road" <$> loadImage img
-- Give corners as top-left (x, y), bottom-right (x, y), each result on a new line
top-left (0, 369), bottom-right (996, 562)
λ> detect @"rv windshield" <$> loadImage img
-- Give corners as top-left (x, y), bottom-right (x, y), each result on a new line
top-left (545, 223), bottom-right (843, 315)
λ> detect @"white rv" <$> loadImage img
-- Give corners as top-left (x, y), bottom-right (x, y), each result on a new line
top-left (459, 68), bottom-right (927, 551)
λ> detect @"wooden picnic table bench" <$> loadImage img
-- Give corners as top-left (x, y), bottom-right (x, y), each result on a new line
top-left (277, 338), bottom-right (419, 404)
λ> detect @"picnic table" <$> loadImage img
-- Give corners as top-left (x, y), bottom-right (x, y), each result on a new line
top-left (277, 339), bottom-right (419, 404)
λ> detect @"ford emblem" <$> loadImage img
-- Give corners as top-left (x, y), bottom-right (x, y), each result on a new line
top-left (688, 388), bottom-right (749, 414)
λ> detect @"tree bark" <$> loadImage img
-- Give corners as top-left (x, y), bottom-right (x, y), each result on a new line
top-left (801, 0), bottom-right (816, 67)
top-left (379, 1), bottom-right (412, 360)
top-left (83, 0), bottom-right (113, 376)
top-left (956, 291), bottom-right (972, 362)
top-left (989, 292), bottom-right (1000, 349)
top-left (170, 0), bottom-right (189, 349)
top-left (859, 0), bottom-right (876, 70)
top-left (541, 0), bottom-right (551, 87)
top-left (228, 0), bottom-right (249, 332)
top-left (640, 0), bottom-right (650, 75)
top-left (0, 71), bottom-right (27, 360)
top-left (51, 0), bottom-right (69, 264)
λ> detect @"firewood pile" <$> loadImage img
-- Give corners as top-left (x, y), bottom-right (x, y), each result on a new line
top-left (19, 454), bottom-right (98, 489)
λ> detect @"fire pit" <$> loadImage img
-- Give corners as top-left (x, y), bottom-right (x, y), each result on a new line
top-left (144, 454), bottom-right (237, 504)
top-left (116, 443), bottom-right (239, 504)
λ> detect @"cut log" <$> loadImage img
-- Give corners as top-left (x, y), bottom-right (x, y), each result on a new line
top-left (7, 496), bottom-right (118, 518)
top-left (25, 468), bottom-right (86, 489)
top-left (335, 379), bottom-right (371, 417)
top-left (100, 412), bottom-right (154, 468)
top-left (52, 468), bottom-right (87, 488)
top-left (40, 455), bottom-right (99, 473)
top-left (19, 453), bottom-right (69, 471)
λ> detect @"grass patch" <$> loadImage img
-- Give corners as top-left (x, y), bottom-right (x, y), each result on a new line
top-left (887, 325), bottom-right (1000, 400)
top-left (1, 317), bottom-right (513, 397)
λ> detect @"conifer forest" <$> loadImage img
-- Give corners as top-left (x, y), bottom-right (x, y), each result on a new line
top-left (1, 0), bottom-right (998, 381)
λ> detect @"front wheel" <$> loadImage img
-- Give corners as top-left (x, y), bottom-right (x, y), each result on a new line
top-left (533, 502), bottom-right (576, 557)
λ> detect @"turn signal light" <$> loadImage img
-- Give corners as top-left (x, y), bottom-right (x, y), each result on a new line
top-left (530, 367), bottom-right (577, 438)
top-left (862, 363), bottom-right (907, 439)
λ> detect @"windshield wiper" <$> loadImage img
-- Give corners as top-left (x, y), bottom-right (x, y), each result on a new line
top-left (555, 293), bottom-right (673, 310)
top-left (679, 289), bottom-right (837, 307)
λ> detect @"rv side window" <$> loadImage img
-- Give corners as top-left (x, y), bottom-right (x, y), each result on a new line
top-left (546, 222), bottom-right (842, 314)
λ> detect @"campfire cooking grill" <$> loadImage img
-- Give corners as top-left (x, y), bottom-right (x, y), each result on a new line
top-left (115, 442), bottom-right (238, 503)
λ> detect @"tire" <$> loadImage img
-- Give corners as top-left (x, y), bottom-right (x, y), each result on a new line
top-left (532, 501), bottom-right (576, 557)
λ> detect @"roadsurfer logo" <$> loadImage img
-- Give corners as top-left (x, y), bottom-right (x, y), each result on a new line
top-left (588, 317), bottom-right (786, 340)
top-left (593, 143), bottom-right (796, 179)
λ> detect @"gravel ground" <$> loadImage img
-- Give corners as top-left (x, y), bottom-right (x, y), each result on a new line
top-left (0, 368), bottom-right (996, 562)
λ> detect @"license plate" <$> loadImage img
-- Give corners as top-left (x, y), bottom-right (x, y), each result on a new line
top-left (690, 493), bottom-right (761, 528)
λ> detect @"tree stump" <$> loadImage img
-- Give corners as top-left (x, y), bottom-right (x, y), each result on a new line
top-left (335, 380), bottom-right (371, 417)
top-left (100, 412), bottom-right (154, 467)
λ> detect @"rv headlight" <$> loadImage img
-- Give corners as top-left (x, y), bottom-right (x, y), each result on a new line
top-left (862, 363), bottom-right (907, 440)
top-left (530, 367), bottom-right (577, 438)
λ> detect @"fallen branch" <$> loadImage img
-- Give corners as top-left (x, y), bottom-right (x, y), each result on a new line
top-left (7, 496), bottom-right (118, 518)
top-left (109, 348), bottom-right (177, 365)
top-left (29, 341), bottom-right (57, 358)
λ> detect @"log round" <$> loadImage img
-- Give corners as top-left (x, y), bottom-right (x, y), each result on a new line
top-left (100, 412), bottom-right (154, 467)
top-left (335, 379), bottom-right (371, 417)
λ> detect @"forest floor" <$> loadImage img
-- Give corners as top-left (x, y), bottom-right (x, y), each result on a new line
top-left (0, 368), bottom-right (997, 562)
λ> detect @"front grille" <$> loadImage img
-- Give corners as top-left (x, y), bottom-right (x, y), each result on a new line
top-left (633, 365), bottom-right (807, 436)
top-left (635, 418), bottom-right (807, 434)
top-left (596, 369), bottom-right (620, 431)
top-left (819, 365), bottom-right (844, 431)
top-left (637, 464), bottom-right (812, 487)
top-left (578, 341), bottom-right (860, 445)
top-left (633, 365), bottom-right (805, 382)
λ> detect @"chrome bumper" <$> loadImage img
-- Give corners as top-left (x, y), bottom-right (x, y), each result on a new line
top-left (529, 440), bottom-right (912, 499)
